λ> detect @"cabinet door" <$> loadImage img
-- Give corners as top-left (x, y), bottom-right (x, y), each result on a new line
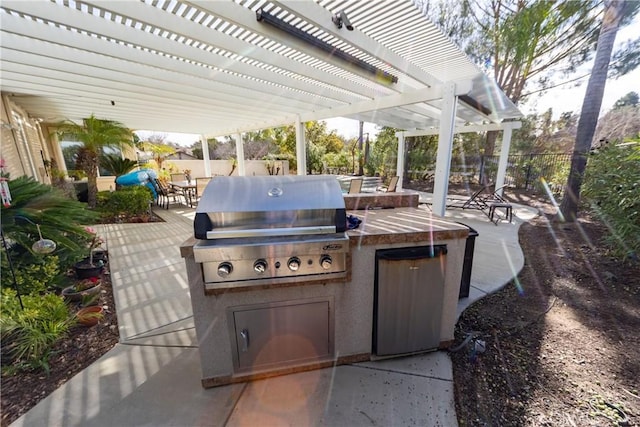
top-left (375, 246), bottom-right (446, 356)
top-left (232, 300), bottom-right (332, 371)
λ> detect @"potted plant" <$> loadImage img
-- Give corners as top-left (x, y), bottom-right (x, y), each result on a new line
top-left (73, 226), bottom-right (105, 278)
top-left (76, 305), bottom-right (104, 327)
top-left (62, 276), bottom-right (102, 302)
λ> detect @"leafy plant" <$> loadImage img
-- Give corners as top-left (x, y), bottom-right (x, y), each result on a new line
top-left (0, 289), bottom-right (72, 373)
top-left (76, 307), bottom-right (104, 323)
top-left (1, 176), bottom-right (99, 270)
top-left (96, 186), bottom-right (153, 222)
top-left (0, 254), bottom-right (60, 295)
top-left (583, 141), bottom-right (640, 259)
top-left (80, 292), bottom-right (101, 308)
top-left (101, 153), bottom-right (138, 177)
top-left (71, 276), bottom-right (101, 292)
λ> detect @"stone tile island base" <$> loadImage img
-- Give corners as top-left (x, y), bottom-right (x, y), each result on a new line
top-left (181, 207), bottom-right (468, 388)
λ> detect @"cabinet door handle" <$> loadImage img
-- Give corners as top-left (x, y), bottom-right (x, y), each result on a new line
top-left (240, 329), bottom-right (250, 352)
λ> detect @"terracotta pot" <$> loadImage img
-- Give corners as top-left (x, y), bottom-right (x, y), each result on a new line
top-left (74, 258), bottom-right (104, 279)
top-left (76, 306), bottom-right (104, 327)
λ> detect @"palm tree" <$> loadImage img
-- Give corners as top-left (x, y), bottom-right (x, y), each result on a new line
top-left (55, 115), bottom-right (134, 208)
top-left (559, 0), bottom-right (627, 222)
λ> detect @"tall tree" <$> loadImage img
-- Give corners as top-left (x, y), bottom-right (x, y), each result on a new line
top-left (559, 0), bottom-right (627, 222)
top-left (417, 0), bottom-right (639, 154)
top-left (55, 115), bottom-right (134, 208)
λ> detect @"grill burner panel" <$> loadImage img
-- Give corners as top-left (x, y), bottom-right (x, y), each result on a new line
top-left (194, 235), bottom-right (349, 286)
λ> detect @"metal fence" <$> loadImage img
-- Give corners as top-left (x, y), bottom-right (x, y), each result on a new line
top-left (406, 153), bottom-right (572, 196)
top-left (478, 153), bottom-right (571, 195)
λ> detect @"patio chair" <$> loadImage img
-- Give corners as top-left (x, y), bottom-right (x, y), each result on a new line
top-left (149, 178), bottom-right (163, 207)
top-left (193, 177), bottom-right (212, 205)
top-left (170, 173), bottom-right (187, 183)
top-left (154, 178), bottom-right (185, 209)
top-left (446, 184), bottom-right (505, 208)
top-left (379, 176), bottom-right (399, 192)
top-left (446, 186), bottom-right (487, 210)
top-left (348, 178), bottom-right (363, 194)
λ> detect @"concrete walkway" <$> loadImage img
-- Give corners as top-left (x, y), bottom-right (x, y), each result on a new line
top-left (11, 197), bottom-right (538, 427)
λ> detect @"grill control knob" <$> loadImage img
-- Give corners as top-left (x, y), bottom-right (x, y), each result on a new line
top-left (287, 257), bottom-right (301, 271)
top-left (320, 255), bottom-right (333, 270)
top-left (254, 259), bottom-right (267, 274)
top-left (217, 262), bottom-right (233, 278)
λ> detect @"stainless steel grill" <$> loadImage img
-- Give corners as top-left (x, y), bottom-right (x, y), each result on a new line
top-left (193, 176), bottom-right (349, 289)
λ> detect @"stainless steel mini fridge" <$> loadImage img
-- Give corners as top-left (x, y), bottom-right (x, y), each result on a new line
top-left (373, 245), bottom-right (447, 356)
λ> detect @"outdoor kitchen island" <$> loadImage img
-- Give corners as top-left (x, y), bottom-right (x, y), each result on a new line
top-left (180, 177), bottom-right (468, 388)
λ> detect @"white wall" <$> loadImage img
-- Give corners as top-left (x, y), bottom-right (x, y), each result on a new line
top-left (163, 159), bottom-right (290, 177)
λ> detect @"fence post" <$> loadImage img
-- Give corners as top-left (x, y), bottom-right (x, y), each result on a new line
top-left (524, 154), bottom-right (534, 190)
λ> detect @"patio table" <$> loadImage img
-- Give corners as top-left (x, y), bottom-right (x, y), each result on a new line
top-left (169, 180), bottom-right (196, 207)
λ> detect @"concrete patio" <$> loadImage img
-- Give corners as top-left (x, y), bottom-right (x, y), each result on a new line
top-left (11, 194), bottom-right (538, 427)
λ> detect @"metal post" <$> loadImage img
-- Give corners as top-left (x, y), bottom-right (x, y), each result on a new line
top-left (1, 228), bottom-right (24, 310)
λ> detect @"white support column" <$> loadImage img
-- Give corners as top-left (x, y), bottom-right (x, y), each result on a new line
top-left (50, 132), bottom-right (67, 177)
top-left (295, 115), bottom-right (306, 176)
top-left (432, 82), bottom-right (458, 216)
top-left (396, 132), bottom-right (405, 190)
top-left (494, 126), bottom-right (513, 197)
top-left (235, 133), bottom-right (246, 176)
top-left (200, 135), bottom-right (211, 177)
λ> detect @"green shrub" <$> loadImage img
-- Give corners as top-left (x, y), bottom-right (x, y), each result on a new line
top-left (583, 141), bottom-right (640, 259)
top-left (0, 289), bottom-right (73, 373)
top-left (97, 185), bottom-right (153, 221)
top-left (0, 254), bottom-right (60, 295)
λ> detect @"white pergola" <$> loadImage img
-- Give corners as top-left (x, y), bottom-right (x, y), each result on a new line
top-left (0, 0), bottom-right (521, 215)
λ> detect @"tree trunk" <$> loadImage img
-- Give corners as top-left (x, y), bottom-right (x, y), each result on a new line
top-left (484, 130), bottom-right (499, 156)
top-left (559, 0), bottom-right (626, 222)
top-left (86, 153), bottom-right (99, 209)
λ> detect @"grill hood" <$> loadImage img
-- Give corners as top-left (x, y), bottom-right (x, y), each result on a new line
top-left (194, 175), bottom-right (347, 240)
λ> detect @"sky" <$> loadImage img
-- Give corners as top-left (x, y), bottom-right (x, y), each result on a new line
top-left (136, 14), bottom-right (639, 146)
top-left (520, 13), bottom-right (640, 119)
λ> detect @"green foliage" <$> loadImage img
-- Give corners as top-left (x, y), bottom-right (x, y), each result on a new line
top-left (306, 141), bottom-right (326, 174)
top-left (405, 135), bottom-right (438, 177)
top-left (582, 142), bottom-right (640, 259)
top-left (139, 141), bottom-right (176, 170)
top-left (55, 114), bottom-right (134, 208)
top-left (324, 151), bottom-right (350, 172)
top-left (0, 289), bottom-right (72, 373)
top-left (101, 153), bottom-right (138, 176)
top-left (368, 127), bottom-right (398, 177)
top-left (1, 176), bottom-right (99, 263)
top-left (0, 254), bottom-right (60, 295)
top-left (96, 186), bottom-right (153, 221)
top-left (613, 91), bottom-right (639, 109)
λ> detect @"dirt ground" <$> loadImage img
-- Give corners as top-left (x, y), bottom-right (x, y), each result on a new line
top-left (445, 188), bottom-right (640, 426)
top-left (2, 184), bottom-right (639, 426)
top-left (1, 258), bottom-right (120, 426)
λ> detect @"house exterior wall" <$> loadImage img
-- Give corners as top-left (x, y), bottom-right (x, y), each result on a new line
top-left (1, 94), bottom-right (49, 183)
